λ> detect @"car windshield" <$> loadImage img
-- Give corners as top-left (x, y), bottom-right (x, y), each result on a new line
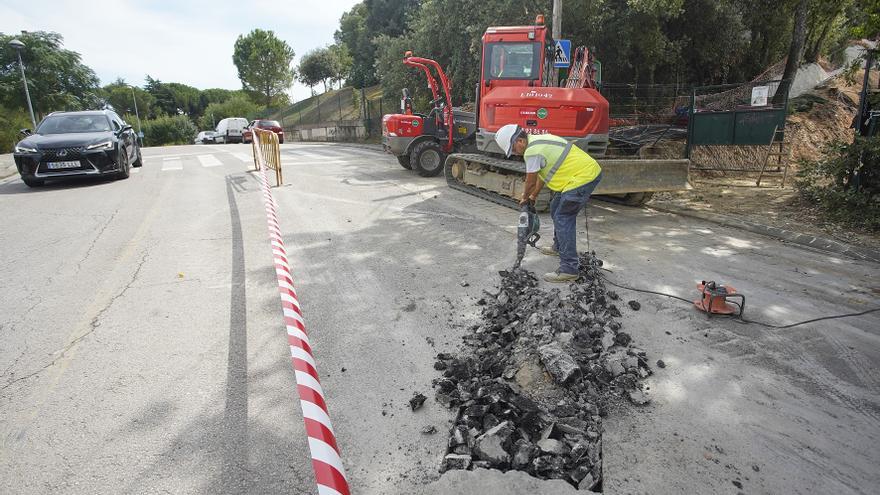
top-left (37, 115), bottom-right (112, 134)
top-left (259, 121), bottom-right (280, 127)
top-left (484, 42), bottom-right (541, 80)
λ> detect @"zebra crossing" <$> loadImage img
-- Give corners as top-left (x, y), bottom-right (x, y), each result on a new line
top-left (143, 145), bottom-right (371, 173)
top-left (148, 151), bottom-right (254, 171)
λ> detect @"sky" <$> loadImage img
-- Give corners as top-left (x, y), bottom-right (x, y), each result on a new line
top-left (0, 0), bottom-right (360, 102)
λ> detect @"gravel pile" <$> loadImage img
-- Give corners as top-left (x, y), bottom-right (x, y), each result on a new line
top-left (432, 252), bottom-right (652, 491)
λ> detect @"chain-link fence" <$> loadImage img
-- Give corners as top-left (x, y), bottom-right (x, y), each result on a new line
top-left (276, 88), bottom-right (398, 142)
top-left (599, 83), bottom-right (691, 126)
top-left (599, 83), bottom-right (691, 157)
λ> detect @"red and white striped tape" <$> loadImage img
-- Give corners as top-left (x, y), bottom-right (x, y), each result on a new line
top-left (252, 137), bottom-right (351, 495)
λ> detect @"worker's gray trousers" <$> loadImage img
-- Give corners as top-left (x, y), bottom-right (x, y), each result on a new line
top-left (550, 172), bottom-right (603, 274)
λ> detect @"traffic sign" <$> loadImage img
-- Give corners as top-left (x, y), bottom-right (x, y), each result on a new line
top-left (554, 40), bottom-right (571, 68)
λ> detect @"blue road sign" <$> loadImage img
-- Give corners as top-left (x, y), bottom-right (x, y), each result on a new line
top-left (554, 40), bottom-right (571, 68)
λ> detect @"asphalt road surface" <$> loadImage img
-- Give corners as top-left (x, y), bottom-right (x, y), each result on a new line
top-left (0, 143), bottom-right (878, 494)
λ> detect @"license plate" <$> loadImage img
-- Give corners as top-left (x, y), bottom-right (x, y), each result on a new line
top-left (46, 161), bottom-right (80, 169)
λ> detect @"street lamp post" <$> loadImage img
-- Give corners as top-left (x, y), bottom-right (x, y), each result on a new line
top-left (129, 85), bottom-right (143, 144)
top-left (9, 39), bottom-right (37, 130)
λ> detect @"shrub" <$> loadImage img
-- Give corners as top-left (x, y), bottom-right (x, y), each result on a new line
top-left (142, 114), bottom-right (198, 146)
top-left (198, 96), bottom-right (262, 130)
top-left (0, 106), bottom-right (33, 153)
top-left (796, 137), bottom-right (880, 231)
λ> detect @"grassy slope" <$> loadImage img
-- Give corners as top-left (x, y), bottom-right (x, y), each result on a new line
top-left (270, 85), bottom-right (384, 126)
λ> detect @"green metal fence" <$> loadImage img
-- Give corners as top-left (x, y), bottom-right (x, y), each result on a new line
top-left (686, 79), bottom-right (790, 172)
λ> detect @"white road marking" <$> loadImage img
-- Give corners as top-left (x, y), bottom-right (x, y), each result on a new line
top-left (230, 152), bottom-right (253, 163)
top-left (286, 150), bottom-right (327, 160)
top-left (161, 158), bottom-right (183, 171)
top-left (131, 167), bottom-right (140, 174)
top-left (197, 154), bottom-right (222, 167)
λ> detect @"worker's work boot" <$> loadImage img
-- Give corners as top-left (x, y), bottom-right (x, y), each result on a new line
top-left (539, 246), bottom-right (559, 256)
top-left (543, 271), bottom-right (579, 283)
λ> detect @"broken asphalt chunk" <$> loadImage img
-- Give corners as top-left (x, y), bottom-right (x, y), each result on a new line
top-left (409, 392), bottom-right (427, 411)
top-left (537, 342), bottom-right (582, 384)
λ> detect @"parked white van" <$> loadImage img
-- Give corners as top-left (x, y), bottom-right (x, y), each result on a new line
top-left (215, 117), bottom-right (249, 143)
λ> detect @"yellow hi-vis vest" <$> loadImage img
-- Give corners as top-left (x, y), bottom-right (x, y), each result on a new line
top-left (524, 134), bottom-right (602, 192)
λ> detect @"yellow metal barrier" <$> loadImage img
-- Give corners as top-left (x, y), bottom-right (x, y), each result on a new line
top-left (252, 128), bottom-right (283, 186)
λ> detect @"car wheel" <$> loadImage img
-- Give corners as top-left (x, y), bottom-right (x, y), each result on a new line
top-left (116, 148), bottom-right (131, 180)
top-left (410, 140), bottom-right (445, 177)
top-left (22, 177), bottom-right (44, 188)
top-left (132, 146), bottom-right (143, 167)
top-left (396, 155), bottom-right (413, 170)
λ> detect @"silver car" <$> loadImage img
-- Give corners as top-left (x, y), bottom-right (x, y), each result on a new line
top-left (194, 131), bottom-right (218, 144)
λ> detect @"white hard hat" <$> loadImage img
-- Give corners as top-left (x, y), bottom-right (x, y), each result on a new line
top-left (494, 124), bottom-right (522, 158)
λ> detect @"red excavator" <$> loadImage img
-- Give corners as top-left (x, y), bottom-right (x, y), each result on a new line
top-left (381, 14), bottom-right (688, 209)
top-left (382, 54), bottom-right (476, 176)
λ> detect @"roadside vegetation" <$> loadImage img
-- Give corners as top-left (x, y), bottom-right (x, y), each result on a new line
top-left (327, 0), bottom-right (869, 107)
top-left (0, 29), bottom-right (296, 151)
top-left (797, 137), bottom-right (880, 231)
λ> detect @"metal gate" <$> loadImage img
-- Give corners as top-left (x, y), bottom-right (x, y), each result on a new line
top-left (686, 80), bottom-right (790, 172)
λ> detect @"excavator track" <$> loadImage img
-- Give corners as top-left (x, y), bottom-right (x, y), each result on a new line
top-left (446, 151), bottom-right (691, 211)
top-left (445, 153), bottom-right (552, 211)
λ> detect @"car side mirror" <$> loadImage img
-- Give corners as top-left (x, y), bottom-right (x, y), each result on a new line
top-left (19, 128), bottom-right (32, 137)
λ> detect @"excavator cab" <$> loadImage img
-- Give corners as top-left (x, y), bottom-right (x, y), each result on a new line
top-left (400, 88), bottom-right (414, 115)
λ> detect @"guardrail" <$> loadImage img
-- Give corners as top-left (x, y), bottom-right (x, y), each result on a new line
top-left (252, 128), bottom-right (283, 186)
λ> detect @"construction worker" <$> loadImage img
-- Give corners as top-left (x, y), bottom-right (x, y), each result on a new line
top-left (495, 124), bottom-right (603, 283)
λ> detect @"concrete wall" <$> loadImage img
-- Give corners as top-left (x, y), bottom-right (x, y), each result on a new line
top-left (286, 120), bottom-right (367, 142)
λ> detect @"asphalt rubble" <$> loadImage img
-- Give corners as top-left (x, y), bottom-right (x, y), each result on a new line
top-left (432, 252), bottom-right (652, 491)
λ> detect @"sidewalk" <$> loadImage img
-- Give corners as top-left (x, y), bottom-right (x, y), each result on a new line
top-left (0, 154), bottom-right (17, 180)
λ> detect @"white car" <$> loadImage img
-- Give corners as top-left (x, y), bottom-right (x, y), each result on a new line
top-left (215, 117), bottom-right (249, 143)
top-left (194, 131), bottom-right (218, 144)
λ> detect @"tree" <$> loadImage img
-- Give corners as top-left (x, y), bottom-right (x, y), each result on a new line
top-left (232, 29), bottom-right (295, 107)
top-left (298, 48), bottom-right (337, 93)
top-left (334, 1), bottom-right (420, 88)
top-left (0, 31), bottom-right (100, 117)
top-left (335, 3), bottom-right (374, 88)
top-left (849, 0), bottom-right (880, 40)
top-left (198, 95), bottom-right (261, 129)
top-left (329, 43), bottom-right (353, 89)
top-left (101, 78), bottom-right (156, 119)
top-left (775, 0), bottom-right (809, 104)
top-left (804, 1), bottom-right (851, 63)
top-left (144, 76), bottom-right (177, 116)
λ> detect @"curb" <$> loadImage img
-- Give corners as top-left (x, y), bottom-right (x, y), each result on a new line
top-left (290, 141), bottom-right (384, 153)
top-left (649, 204), bottom-right (880, 264)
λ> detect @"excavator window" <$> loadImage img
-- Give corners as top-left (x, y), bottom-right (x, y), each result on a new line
top-left (483, 42), bottom-right (541, 81)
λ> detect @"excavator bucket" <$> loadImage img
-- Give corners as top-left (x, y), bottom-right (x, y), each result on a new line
top-left (445, 154), bottom-right (689, 211)
top-left (592, 159), bottom-right (690, 195)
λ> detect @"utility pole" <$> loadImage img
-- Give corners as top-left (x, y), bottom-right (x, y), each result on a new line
top-left (552, 0), bottom-right (562, 40)
top-left (551, 0), bottom-right (562, 86)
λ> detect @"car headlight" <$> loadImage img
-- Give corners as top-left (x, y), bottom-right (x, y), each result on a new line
top-left (14, 144), bottom-right (37, 153)
top-left (87, 140), bottom-right (114, 151)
